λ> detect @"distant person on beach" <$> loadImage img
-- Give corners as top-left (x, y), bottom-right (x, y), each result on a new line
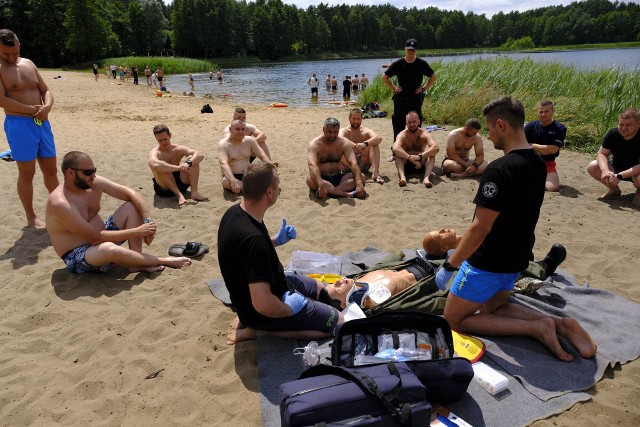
top-left (151, 72), bottom-right (158, 87)
top-left (148, 124), bottom-right (208, 206)
top-left (219, 162), bottom-right (344, 345)
top-left (525, 100), bottom-right (566, 191)
top-left (0, 29), bottom-right (59, 228)
top-left (351, 74), bottom-right (359, 92)
top-left (144, 66), bottom-right (152, 85)
top-left (392, 111), bottom-right (439, 188)
top-left (306, 117), bottom-right (366, 199)
top-left (209, 69), bottom-right (213, 80)
top-left (218, 119), bottom-right (271, 194)
top-left (223, 107), bottom-right (271, 160)
top-left (382, 38), bottom-right (437, 142)
top-left (308, 73), bottom-right (319, 97)
top-left (442, 118), bottom-right (488, 179)
top-left (156, 67), bottom-right (164, 86)
top-left (110, 64), bottom-right (116, 79)
top-left (132, 65), bottom-right (139, 85)
top-left (342, 76), bottom-right (351, 98)
top-left (586, 108), bottom-right (640, 205)
top-left (325, 73), bottom-right (331, 90)
top-left (217, 69), bottom-right (222, 82)
top-left (331, 75), bottom-right (337, 91)
top-left (92, 64), bottom-right (99, 81)
top-left (45, 151), bottom-right (192, 274)
top-left (361, 73), bottom-right (369, 90)
top-left (340, 108), bottom-right (384, 184)
top-left (187, 70), bottom-right (195, 91)
top-left (436, 96), bottom-right (596, 362)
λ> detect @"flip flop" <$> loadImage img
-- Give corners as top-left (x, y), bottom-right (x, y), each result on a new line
top-left (373, 176), bottom-right (384, 184)
top-left (168, 242), bottom-right (209, 258)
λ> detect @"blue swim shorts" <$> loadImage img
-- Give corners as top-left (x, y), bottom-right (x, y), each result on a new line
top-left (450, 260), bottom-right (519, 304)
top-left (256, 273), bottom-right (340, 333)
top-left (4, 115), bottom-right (56, 162)
top-left (61, 215), bottom-right (121, 274)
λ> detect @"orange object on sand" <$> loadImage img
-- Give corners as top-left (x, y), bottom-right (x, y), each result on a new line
top-left (269, 103), bottom-right (288, 108)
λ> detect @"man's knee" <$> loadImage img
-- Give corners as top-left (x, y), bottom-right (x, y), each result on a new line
top-left (586, 160), bottom-right (601, 177)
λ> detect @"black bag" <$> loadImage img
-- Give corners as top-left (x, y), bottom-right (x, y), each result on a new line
top-left (201, 104), bottom-right (213, 113)
top-left (332, 311), bottom-right (473, 404)
top-left (280, 361), bottom-right (431, 427)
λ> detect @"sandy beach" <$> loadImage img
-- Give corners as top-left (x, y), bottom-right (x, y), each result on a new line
top-left (0, 70), bottom-right (638, 426)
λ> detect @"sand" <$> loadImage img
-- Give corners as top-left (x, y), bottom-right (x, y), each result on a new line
top-left (0, 71), bottom-right (638, 426)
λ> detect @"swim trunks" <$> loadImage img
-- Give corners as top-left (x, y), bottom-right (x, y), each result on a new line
top-left (546, 160), bottom-right (557, 174)
top-left (249, 156), bottom-right (256, 164)
top-left (331, 85), bottom-right (337, 90)
top-left (233, 173), bottom-right (244, 181)
top-left (157, 76), bottom-right (163, 82)
top-left (321, 172), bottom-right (347, 187)
top-left (450, 260), bottom-right (519, 304)
top-left (4, 116), bottom-right (56, 162)
top-left (441, 156), bottom-right (469, 170)
top-left (152, 171), bottom-right (190, 197)
top-left (61, 215), bottom-right (121, 274)
top-left (404, 161), bottom-right (425, 175)
top-left (311, 87), bottom-right (318, 94)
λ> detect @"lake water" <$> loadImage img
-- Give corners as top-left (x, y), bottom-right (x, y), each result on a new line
top-left (167, 48), bottom-right (640, 108)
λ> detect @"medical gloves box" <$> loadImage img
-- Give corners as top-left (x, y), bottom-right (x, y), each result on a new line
top-left (472, 361), bottom-right (509, 395)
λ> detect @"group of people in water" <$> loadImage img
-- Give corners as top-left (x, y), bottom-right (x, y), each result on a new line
top-left (308, 73), bottom-right (370, 99)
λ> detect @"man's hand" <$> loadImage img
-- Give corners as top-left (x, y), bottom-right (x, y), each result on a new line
top-left (355, 182), bottom-right (366, 198)
top-left (275, 219), bottom-right (297, 246)
top-left (137, 221), bottom-right (157, 245)
top-left (317, 182), bottom-right (331, 199)
top-left (33, 105), bottom-right (50, 121)
top-left (230, 178), bottom-right (242, 194)
top-left (394, 85), bottom-right (403, 93)
top-left (282, 291), bottom-right (308, 315)
top-left (180, 162), bottom-right (191, 174)
top-left (464, 164), bottom-right (477, 175)
top-left (435, 265), bottom-right (455, 291)
top-left (601, 170), bottom-right (615, 187)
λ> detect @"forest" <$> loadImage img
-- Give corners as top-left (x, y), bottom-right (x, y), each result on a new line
top-left (0, 0), bottom-right (638, 67)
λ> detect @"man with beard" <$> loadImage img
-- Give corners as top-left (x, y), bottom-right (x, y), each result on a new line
top-left (45, 151), bottom-right (192, 274)
top-left (392, 111), bottom-right (440, 187)
top-left (339, 108), bottom-right (384, 184)
top-left (306, 117), bottom-right (366, 199)
top-left (442, 118), bottom-right (488, 179)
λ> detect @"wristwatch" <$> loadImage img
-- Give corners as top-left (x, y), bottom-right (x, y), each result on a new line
top-left (418, 153), bottom-right (423, 160)
top-left (185, 159), bottom-right (193, 167)
top-left (143, 218), bottom-right (153, 224)
top-left (616, 173), bottom-right (623, 180)
top-left (363, 140), bottom-right (369, 147)
top-left (442, 261), bottom-right (458, 272)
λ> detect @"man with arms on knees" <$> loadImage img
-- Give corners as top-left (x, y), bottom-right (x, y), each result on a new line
top-left (392, 111), bottom-right (439, 188)
top-left (0, 29), bottom-right (59, 228)
top-left (307, 117), bottom-right (366, 199)
top-left (436, 96), bottom-right (596, 361)
top-left (382, 38), bottom-right (437, 143)
top-left (218, 119), bottom-right (271, 194)
top-left (586, 108), bottom-right (640, 205)
top-left (148, 124), bottom-right (207, 206)
top-left (340, 108), bottom-right (384, 184)
top-left (525, 100), bottom-right (567, 192)
top-left (442, 118), bottom-right (488, 179)
top-left (223, 107), bottom-right (271, 160)
top-left (46, 151), bottom-right (191, 274)
top-left (218, 162), bottom-right (344, 345)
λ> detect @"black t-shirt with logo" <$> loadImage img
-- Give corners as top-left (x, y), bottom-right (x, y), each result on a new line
top-left (467, 149), bottom-right (546, 273)
top-left (524, 120), bottom-right (567, 161)
top-left (217, 204), bottom-right (289, 327)
top-left (384, 57), bottom-right (434, 95)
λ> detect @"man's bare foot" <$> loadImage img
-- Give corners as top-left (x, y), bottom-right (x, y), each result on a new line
top-left (450, 172), bottom-right (465, 179)
top-left (226, 317), bottom-right (256, 345)
top-left (556, 317), bottom-right (597, 358)
top-left (399, 179), bottom-right (407, 187)
top-left (178, 195), bottom-right (188, 206)
top-left (535, 318), bottom-right (574, 361)
top-left (131, 265), bottom-right (166, 273)
top-left (161, 256), bottom-right (192, 269)
top-left (423, 178), bottom-right (433, 188)
top-left (387, 155), bottom-right (395, 162)
top-left (191, 192), bottom-right (209, 202)
top-left (599, 187), bottom-right (621, 200)
top-left (632, 189), bottom-right (640, 207)
top-left (28, 218), bottom-right (46, 229)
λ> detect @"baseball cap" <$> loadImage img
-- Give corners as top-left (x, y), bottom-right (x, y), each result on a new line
top-left (405, 39), bottom-right (417, 50)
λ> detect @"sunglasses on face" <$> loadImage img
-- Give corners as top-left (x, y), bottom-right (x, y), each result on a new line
top-left (71, 168), bottom-right (96, 176)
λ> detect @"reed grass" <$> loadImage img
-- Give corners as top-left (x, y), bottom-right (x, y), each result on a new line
top-left (96, 56), bottom-right (217, 74)
top-left (359, 58), bottom-right (638, 153)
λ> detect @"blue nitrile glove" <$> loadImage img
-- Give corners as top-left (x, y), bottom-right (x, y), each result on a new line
top-left (282, 291), bottom-right (308, 315)
top-left (435, 265), bottom-right (455, 291)
top-left (275, 218), bottom-right (297, 246)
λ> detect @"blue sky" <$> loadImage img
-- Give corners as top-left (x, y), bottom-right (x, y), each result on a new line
top-left (279, 0), bottom-right (576, 17)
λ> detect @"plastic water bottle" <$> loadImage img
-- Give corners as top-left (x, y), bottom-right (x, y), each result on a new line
top-left (293, 341), bottom-right (332, 367)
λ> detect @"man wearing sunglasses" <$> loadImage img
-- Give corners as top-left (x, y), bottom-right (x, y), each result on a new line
top-left (45, 151), bottom-right (192, 274)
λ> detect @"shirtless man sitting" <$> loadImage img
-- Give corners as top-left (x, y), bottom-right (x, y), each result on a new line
top-left (306, 117), bottom-right (366, 199)
top-left (218, 119), bottom-right (271, 194)
top-left (442, 118), bottom-right (488, 179)
top-left (148, 124), bottom-right (207, 206)
top-left (392, 111), bottom-right (439, 187)
top-left (339, 108), bottom-right (384, 184)
top-left (45, 151), bottom-right (191, 274)
top-left (222, 107), bottom-right (271, 160)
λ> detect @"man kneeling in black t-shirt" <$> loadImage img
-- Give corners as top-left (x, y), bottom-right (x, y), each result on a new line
top-left (218, 162), bottom-right (344, 345)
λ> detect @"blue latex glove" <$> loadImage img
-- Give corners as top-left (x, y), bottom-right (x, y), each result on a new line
top-left (435, 265), bottom-right (455, 291)
top-left (275, 218), bottom-right (297, 246)
top-left (282, 291), bottom-right (308, 315)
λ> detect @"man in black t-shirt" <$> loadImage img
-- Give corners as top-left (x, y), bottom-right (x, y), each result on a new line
top-left (435, 96), bottom-right (596, 362)
top-left (218, 162), bottom-right (343, 345)
top-left (382, 38), bottom-right (437, 142)
top-left (586, 108), bottom-right (640, 206)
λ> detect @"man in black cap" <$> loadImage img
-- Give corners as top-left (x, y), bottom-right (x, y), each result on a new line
top-left (382, 38), bottom-right (438, 142)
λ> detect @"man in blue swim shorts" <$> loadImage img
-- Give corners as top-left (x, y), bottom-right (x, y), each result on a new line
top-left (0, 29), bottom-right (59, 228)
top-left (46, 151), bottom-right (192, 274)
top-left (436, 96), bottom-right (596, 361)
top-left (306, 117), bottom-right (366, 199)
top-left (219, 162), bottom-right (344, 344)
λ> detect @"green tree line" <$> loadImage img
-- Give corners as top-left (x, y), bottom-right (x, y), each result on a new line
top-left (0, 0), bottom-right (638, 66)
